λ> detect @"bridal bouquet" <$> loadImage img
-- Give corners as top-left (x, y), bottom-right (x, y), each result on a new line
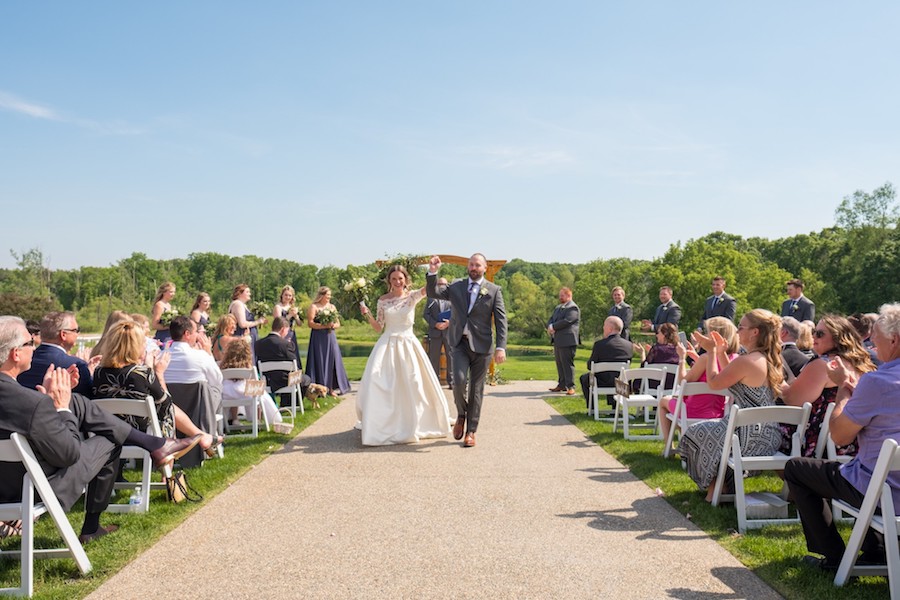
top-left (247, 301), bottom-right (271, 320)
top-left (159, 308), bottom-right (179, 326)
top-left (343, 277), bottom-right (372, 307)
top-left (314, 306), bottom-right (339, 327)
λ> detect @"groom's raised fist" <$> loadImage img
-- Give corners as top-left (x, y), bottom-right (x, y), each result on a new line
top-left (428, 255), bottom-right (442, 273)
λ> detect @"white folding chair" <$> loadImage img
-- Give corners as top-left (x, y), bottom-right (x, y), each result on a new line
top-left (612, 367), bottom-right (665, 440)
top-left (588, 361), bottom-right (628, 421)
top-left (0, 433), bottom-right (92, 597)
top-left (662, 382), bottom-right (731, 458)
top-left (257, 360), bottom-right (304, 418)
top-left (220, 367), bottom-right (269, 438)
top-left (646, 363), bottom-right (681, 399)
top-left (711, 402), bottom-right (812, 532)
top-left (834, 438), bottom-right (900, 595)
top-left (91, 396), bottom-right (167, 513)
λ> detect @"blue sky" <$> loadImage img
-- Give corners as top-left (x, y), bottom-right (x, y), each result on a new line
top-left (2, 2), bottom-right (898, 271)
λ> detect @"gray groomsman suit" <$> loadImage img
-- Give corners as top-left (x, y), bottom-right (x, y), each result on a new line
top-left (651, 300), bottom-right (682, 331)
top-left (609, 302), bottom-right (633, 340)
top-left (548, 300), bottom-right (580, 390)
top-left (426, 273), bottom-right (507, 434)
top-left (698, 293), bottom-right (737, 330)
top-left (424, 296), bottom-right (452, 386)
top-left (781, 295), bottom-right (815, 323)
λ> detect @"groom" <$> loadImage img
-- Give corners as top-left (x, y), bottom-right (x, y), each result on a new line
top-left (427, 254), bottom-right (507, 448)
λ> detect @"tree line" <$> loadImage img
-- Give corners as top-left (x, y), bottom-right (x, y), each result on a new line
top-left (2, 183), bottom-right (896, 341)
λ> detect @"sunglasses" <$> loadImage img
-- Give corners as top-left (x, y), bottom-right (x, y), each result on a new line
top-left (813, 329), bottom-right (828, 338)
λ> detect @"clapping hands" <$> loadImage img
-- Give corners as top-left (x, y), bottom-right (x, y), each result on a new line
top-left (693, 330), bottom-right (726, 354)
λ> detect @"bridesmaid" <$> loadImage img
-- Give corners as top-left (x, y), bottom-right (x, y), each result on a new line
top-left (229, 284), bottom-right (266, 362)
top-left (273, 285), bottom-right (303, 364)
top-left (150, 282), bottom-right (176, 345)
top-left (305, 286), bottom-right (351, 395)
top-left (190, 292), bottom-right (212, 330)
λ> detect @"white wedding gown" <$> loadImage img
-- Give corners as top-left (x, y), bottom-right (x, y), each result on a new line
top-left (356, 289), bottom-right (451, 446)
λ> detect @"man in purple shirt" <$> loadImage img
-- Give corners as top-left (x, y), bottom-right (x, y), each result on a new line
top-left (785, 302), bottom-right (900, 571)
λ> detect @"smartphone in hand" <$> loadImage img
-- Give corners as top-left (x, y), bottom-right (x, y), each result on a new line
top-left (678, 332), bottom-right (688, 347)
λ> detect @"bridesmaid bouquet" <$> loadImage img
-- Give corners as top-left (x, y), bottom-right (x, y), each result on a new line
top-left (343, 277), bottom-right (372, 307)
top-left (314, 306), bottom-right (339, 326)
top-left (159, 308), bottom-right (180, 326)
top-left (204, 322), bottom-right (217, 338)
top-left (247, 301), bottom-right (271, 320)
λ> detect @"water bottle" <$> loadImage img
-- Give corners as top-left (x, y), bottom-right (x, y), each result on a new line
top-left (129, 485), bottom-right (143, 512)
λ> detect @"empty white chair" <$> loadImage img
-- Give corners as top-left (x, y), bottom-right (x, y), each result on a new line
top-left (662, 382), bottom-right (731, 458)
top-left (587, 361), bottom-right (628, 421)
top-left (221, 367), bottom-right (269, 438)
top-left (257, 360), bottom-right (304, 419)
top-left (833, 438), bottom-right (900, 596)
top-left (0, 433), bottom-right (92, 597)
top-left (612, 367), bottom-right (665, 440)
top-left (712, 402), bottom-right (812, 532)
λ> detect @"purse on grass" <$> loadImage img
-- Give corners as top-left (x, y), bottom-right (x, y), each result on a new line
top-left (166, 470), bottom-right (203, 503)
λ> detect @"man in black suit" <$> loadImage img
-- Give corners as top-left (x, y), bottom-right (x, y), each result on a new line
top-left (0, 316), bottom-right (197, 544)
top-left (698, 276), bottom-right (737, 331)
top-left (579, 316), bottom-right (634, 409)
top-left (780, 316), bottom-right (811, 379)
top-left (255, 316), bottom-right (311, 407)
top-left (423, 278), bottom-right (452, 388)
top-left (609, 286), bottom-right (633, 341)
top-left (17, 311), bottom-right (98, 396)
top-left (781, 278), bottom-right (815, 323)
top-left (641, 286), bottom-right (682, 332)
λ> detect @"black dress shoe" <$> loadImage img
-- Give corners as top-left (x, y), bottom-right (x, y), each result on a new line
top-left (150, 434), bottom-right (202, 470)
top-left (801, 555), bottom-right (838, 572)
top-left (79, 524), bottom-right (119, 545)
top-left (549, 386), bottom-right (565, 392)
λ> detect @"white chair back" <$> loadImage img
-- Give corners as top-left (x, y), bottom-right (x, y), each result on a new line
top-left (612, 367), bottom-right (665, 440)
top-left (258, 359), bottom-right (304, 418)
top-left (662, 381), bottom-right (731, 458)
top-left (588, 361), bottom-right (628, 421)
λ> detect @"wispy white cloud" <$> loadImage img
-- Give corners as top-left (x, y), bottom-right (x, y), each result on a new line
top-left (0, 89), bottom-right (145, 135)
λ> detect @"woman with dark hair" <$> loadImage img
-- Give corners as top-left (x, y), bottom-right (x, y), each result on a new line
top-left (780, 314), bottom-right (876, 457)
top-left (680, 309), bottom-right (786, 501)
top-left (305, 286), bottom-right (350, 395)
top-left (220, 338), bottom-right (283, 428)
top-left (356, 265), bottom-right (450, 445)
top-left (190, 293), bottom-right (212, 329)
top-left (229, 284), bottom-right (266, 362)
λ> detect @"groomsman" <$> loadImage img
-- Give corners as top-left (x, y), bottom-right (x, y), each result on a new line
top-left (547, 287), bottom-right (580, 395)
top-left (781, 279), bottom-right (815, 323)
top-left (424, 278), bottom-right (452, 388)
top-left (609, 286), bottom-right (633, 340)
top-left (641, 286), bottom-right (682, 332)
top-left (698, 276), bottom-right (737, 331)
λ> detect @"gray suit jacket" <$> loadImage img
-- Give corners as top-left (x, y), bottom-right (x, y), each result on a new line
top-left (427, 274), bottom-right (507, 354)
top-left (548, 301), bottom-right (580, 347)
top-left (781, 296), bottom-right (815, 323)
top-left (699, 293), bottom-right (737, 330)
top-left (609, 303), bottom-right (633, 340)
top-left (652, 301), bottom-right (682, 330)
top-left (424, 298), bottom-right (451, 340)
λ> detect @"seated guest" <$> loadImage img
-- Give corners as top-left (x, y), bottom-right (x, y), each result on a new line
top-left (25, 320), bottom-right (40, 347)
top-left (0, 316), bottom-right (199, 543)
top-left (221, 338), bottom-right (283, 427)
top-left (632, 322), bottom-right (679, 391)
top-left (130, 312), bottom-right (160, 357)
top-left (658, 317), bottom-right (738, 446)
top-left (579, 316), bottom-right (634, 409)
top-left (211, 314), bottom-right (242, 363)
top-left (797, 320), bottom-right (816, 359)
top-left (255, 316), bottom-right (312, 408)
top-left (785, 303), bottom-right (900, 571)
top-left (781, 316), bottom-right (811, 379)
top-left (93, 320), bottom-right (222, 457)
top-left (17, 311), bottom-right (98, 397)
top-left (680, 309), bottom-right (784, 502)
top-left (90, 310), bottom-right (132, 359)
top-left (848, 312), bottom-right (881, 366)
top-left (780, 315), bottom-right (875, 458)
top-left (164, 316), bottom-right (223, 403)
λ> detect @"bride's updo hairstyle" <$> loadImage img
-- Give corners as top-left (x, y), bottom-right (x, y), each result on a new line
top-left (384, 264), bottom-right (410, 289)
top-left (313, 286), bottom-right (331, 304)
top-left (742, 308), bottom-right (784, 392)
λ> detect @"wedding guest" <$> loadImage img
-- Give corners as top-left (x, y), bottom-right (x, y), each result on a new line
top-left (164, 316), bottom-right (223, 403)
top-left (781, 316), bottom-right (811, 379)
top-left (848, 312), bottom-right (881, 366)
top-left (579, 316), bottom-right (634, 410)
top-left (658, 317), bottom-right (738, 447)
top-left (780, 315), bottom-right (875, 458)
top-left (633, 322), bottom-right (679, 391)
top-left (221, 338), bottom-right (283, 428)
top-left (784, 302), bottom-right (900, 572)
top-left (305, 286), bottom-right (351, 395)
top-left (130, 313), bottom-right (159, 357)
top-left (229, 284), bottom-right (266, 362)
top-left (679, 309), bottom-right (785, 502)
top-left (25, 320), bottom-right (40, 347)
top-left (255, 316), bottom-right (311, 409)
top-left (273, 285), bottom-right (303, 364)
top-left (211, 314), bottom-right (242, 363)
top-left (90, 310), bottom-right (132, 359)
top-left (93, 320), bottom-right (222, 457)
top-left (150, 282), bottom-right (176, 345)
top-left (190, 293), bottom-right (212, 330)
top-left (797, 320), bottom-right (816, 359)
top-left (17, 311), bottom-right (99, 397)
top-left (609, 286), bottom-right (633, 340)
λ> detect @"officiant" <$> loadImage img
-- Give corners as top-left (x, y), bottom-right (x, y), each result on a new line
top-left (424, 277), bottom-right (452, 388)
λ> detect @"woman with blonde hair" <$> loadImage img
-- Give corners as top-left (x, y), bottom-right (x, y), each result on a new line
top-left (679, 309), bottom-right (786, 501)
top-left (90, 310), bottom-right (133, 359)
top-left (92, 320), bottom-right (222, 457)
top-left (305, 286), bottom-right (350, 395)
top-left (211, 314), bottom-right (242, 363)
top-left (273, 284), bottom-right (303, 363)
top-left (190, 292), bottom-right (212, 329)
top-left (658, 316), bottom-right (739, 446)
top-left (150, 282), bottom-right (176, 345)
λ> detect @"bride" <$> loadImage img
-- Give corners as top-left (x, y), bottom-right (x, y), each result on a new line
top-left (357, 264), bottom-right (451, 446)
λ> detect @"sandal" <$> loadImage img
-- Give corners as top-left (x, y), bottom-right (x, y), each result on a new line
top-left (0, 520), bottom-right (22, 539)
top-left (201, 433), bottom-right (224, 458)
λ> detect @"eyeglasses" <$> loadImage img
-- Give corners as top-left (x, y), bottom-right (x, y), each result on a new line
top-left (18, 340), bottom-right (35, 348)
top-left (62, 327), bottom-right (81, 334)
top-left (813, 329), bottom-right (828, 338)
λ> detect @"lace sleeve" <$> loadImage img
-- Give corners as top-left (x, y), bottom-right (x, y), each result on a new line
top-left (410, 288), bottom-right (426, 304)
top-left (376, 298), bottom-right (386, 326)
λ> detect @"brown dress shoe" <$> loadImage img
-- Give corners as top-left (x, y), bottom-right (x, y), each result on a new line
top-left (549, 386), bottom-right (565, 392)
top-left (452, 417), bottom-right (465, 440)
top-left (464, 432), bottom-right (476, 447)
top-left (150, 434), bottom-right (202, 470)
top-left (78, 524), bottom-right (119, 545)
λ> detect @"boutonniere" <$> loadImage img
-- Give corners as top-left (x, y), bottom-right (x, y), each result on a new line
top-left (479, 286), bottom-right (489, 297)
